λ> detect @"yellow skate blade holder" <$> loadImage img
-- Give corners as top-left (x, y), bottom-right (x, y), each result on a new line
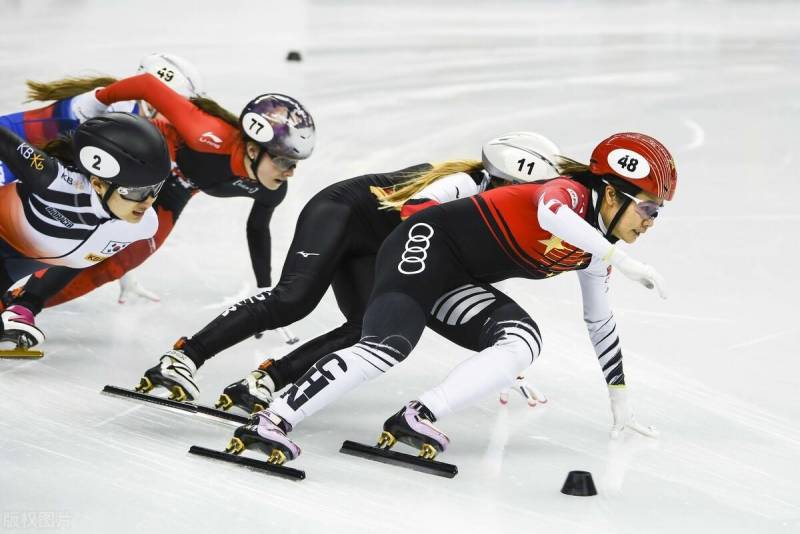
top-left (0, 348), bottom-right (44, 359)
top-left (376, 431), bottom-right (397, 449)
top-left (169, 385), bottom-right (188, 402)
top-left (215, 393), bottom-right (233, 410)
top-left (268, 449), bottom-right (287, 465)
top-left (225, 437), bottom-right (246, 455)
top-left (134, 376), bottom-right (154, 393)
top-left (418, 444), bottom-right (438, 460)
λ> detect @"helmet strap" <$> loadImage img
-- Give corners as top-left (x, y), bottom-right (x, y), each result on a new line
top-left (604, 195), bottom-right (632, 242)
top-left (248, 146), bottom-right (268, 182)
top-left (100, 183), bottom-right (120, 220)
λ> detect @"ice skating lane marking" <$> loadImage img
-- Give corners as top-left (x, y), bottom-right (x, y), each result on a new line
top-left (8, 439), bottom-right (96, 467)
top-left (725, 329), bottom-right (792, 351)
top-left (667, 214), bottom-right (800, 222)
top-left (612, 307), bottom-right (734, 324)
top-left (92, 404), bottom-right (145, 428)
top-left (682, 118), bottom-right (705, 151)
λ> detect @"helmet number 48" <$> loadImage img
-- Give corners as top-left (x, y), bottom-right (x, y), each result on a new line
top-left (517, 158), bottom-right (536, 175)
top-left (617, 155), bottom-right (638, 172)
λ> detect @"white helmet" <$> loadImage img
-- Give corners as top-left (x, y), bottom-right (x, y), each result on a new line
top-left (137, 53), bottom-right (205, 99)
top-left (482, 131), bottom-right (561, 183)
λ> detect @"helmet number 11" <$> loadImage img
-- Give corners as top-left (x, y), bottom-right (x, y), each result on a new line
top-left (517, 158), bottom-right (536, 175)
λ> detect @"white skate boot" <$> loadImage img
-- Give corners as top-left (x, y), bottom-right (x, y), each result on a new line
top-left (135, 337), bottom-right (199, 401)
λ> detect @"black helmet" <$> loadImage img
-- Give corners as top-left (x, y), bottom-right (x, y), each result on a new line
top-left (239, 94), bottom-right (315, 159)
top-left (72, 112), bottom-right (171, 187)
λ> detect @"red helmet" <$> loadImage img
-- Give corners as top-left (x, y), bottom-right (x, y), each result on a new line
top-left (589, 132), bottom-right (677, 201)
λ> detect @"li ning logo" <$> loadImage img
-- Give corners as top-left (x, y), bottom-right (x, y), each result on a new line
top-left (397, 223), bottom-right (434, 275)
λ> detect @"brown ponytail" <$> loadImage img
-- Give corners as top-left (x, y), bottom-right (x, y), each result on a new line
top-left (40, 135), bottom-right (75, 164)
top-left (189, 96), bottom-right (239, 128)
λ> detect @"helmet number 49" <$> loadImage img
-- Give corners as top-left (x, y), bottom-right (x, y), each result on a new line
top-left (156, 68), bottom-right (174, 82)
top-left (517, 158), bottom-right (536, 175)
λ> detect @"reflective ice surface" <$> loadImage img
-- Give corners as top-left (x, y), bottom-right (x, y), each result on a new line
top-left (1, 1), bottom-right (798, 532)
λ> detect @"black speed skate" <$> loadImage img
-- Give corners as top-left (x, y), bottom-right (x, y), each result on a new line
top-left (340, 401), bottom-right (457, 478)
top-left (215, 361), bottom-right (276, 413)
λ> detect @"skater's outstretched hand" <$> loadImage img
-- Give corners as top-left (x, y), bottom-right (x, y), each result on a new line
top-left (499, 376), bottom-right (547, 407)
top-left (608, 385), bottom-right (659, 439)
top-left (118, 273), bottom-right (160, 304)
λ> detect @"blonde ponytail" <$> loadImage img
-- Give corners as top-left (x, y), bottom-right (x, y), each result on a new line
top-left (26, 76), bottom-right (118, 102)
top-left (379, 160), bottom-right (483, 211)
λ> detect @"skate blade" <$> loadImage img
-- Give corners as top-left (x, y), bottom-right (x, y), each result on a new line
top-left (215, 393), bottom-right (233, 411)
top-left (168, 385), bottom-right (188, 402)
top-left (0, 348), bottom-right (44, 359)
top-left (188, 445), bottom-right (305, 480)
top-left (134, 376), bottom-right (154, 393)
top-left (376, 430), bottom-right (397, 449)
top-left (340, 440), bottom-right (457, 478)
top-left (225, 437), bottom-right (246, 455)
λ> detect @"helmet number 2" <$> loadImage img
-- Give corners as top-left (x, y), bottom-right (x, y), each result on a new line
top-left (517, 158), bottom-right (536, 175)
top-left (91, 155), bottom-right (102, 170)
top-left (617, 155), bottom-right (638, 172)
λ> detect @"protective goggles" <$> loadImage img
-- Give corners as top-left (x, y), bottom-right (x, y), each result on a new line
top-left (269, 154), bottom-right (299, 172)
top-left (116, 180), bottom-right (165, 202)
top-left (616, 188), bottom-right (661, 219)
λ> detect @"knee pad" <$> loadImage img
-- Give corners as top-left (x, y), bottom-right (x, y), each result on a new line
top-left (480, 317), bottom-right (542, 366)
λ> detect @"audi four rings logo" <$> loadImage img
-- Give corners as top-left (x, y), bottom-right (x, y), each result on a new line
top-left (397, 223), bottom-right (434, 275)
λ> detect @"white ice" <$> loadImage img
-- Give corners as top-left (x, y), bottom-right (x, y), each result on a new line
top-left (1, 1), bottom-right (798, 533)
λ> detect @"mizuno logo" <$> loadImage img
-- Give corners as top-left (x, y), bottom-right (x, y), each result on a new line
top-left (296, 251), bottom-right (320, 258)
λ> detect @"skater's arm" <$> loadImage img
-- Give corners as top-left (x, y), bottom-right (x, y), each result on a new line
top-left (95, 74), bottom-right (236, 155)
top-left (577, 257), bottom-right (624, 386)
top-left (400, 172), bottom-right (480, 220)
top-left (246, 202), bottom-right (275, 288)
top-left (536, 183), bottom-right (614, 259)
top-left (0, 126), bottom-right (61, 192)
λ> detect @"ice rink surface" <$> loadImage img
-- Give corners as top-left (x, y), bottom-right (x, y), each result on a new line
top-left (1, 0), bottom-right (799, 532)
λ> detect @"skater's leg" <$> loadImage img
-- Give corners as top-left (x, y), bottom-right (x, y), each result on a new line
top-left (267, 254), bottom-right (375, 388)
top-left (181, 198), bottom-right (355, 368)
top-left (267, 215), bottom-right (463, 428)
top-left (139, 198), bottom-right (358, 400)
top-left (420, 288), bottom-right (542, 418)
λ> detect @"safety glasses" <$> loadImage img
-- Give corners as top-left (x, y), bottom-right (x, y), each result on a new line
top-left (270, 155), bottom-right (298, 172)
top-left (616, 188), bottom-right (661, 219)
top-left (116, 180), bottom-right (165, 202)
